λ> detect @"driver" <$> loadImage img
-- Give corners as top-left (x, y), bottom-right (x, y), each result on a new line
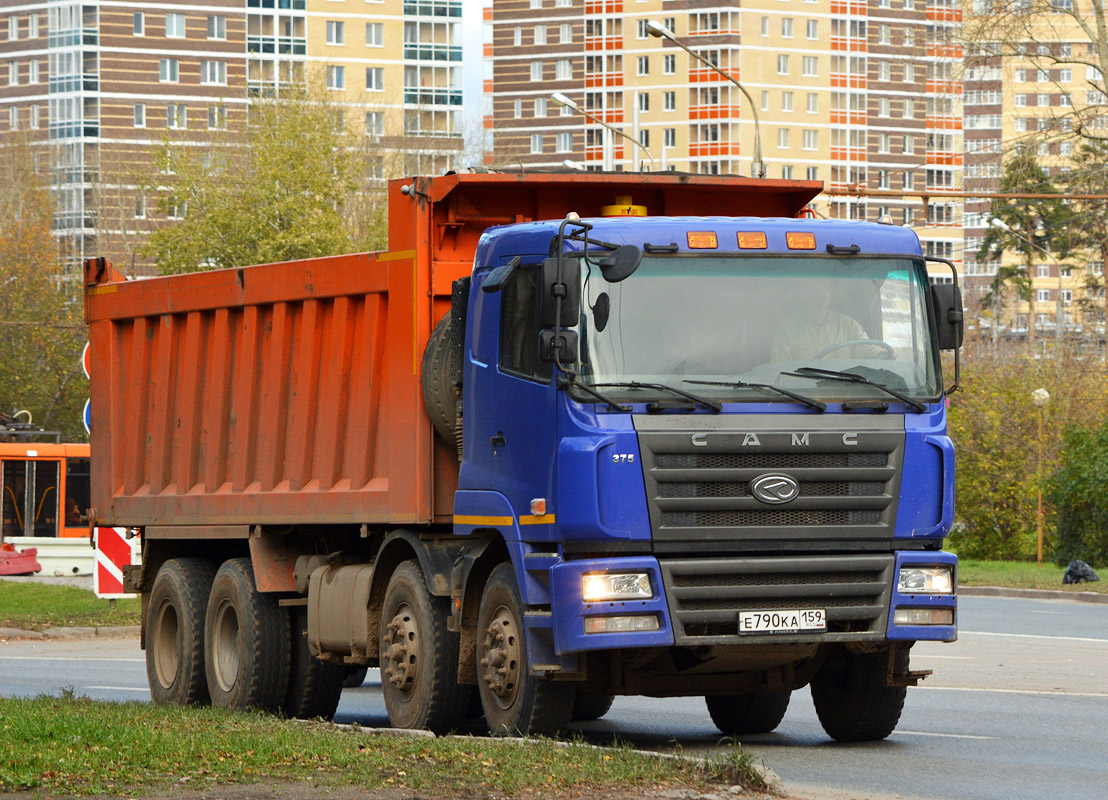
top-left (771, 279), bottom-right (874, 361)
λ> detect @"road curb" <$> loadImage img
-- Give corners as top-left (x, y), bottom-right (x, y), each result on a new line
top-left (959, 585), bottom-right (1108, 604)
top-left (0, 624), bottom-right (140, 640)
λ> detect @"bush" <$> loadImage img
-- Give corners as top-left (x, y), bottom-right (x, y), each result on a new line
top-left (1047, 422), bottom-right (1108, 569)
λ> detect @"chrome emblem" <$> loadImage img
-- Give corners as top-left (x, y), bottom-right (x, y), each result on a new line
top-left (750, 474), bottom-right (800, 505)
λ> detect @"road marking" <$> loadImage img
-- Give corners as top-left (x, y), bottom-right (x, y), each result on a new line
top-left (84, 685), bottom-right (149, 692)
top-left (896, 730), bottom-right (994, 740)
top-left (920, 686), bottom-right (1108, 699)
top-left (962, 630), bottom-right (1108, 644)
top-left (0, 656), bottom-right (143, 662)
top-left (915, 655), bottom-right (974, 660)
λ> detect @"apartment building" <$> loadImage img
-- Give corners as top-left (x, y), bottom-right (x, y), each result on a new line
top-left (0, 0), bottom-right (463, 275)
top-left (484, 0), bottom-right (964, 276)
top-left (962, 4), bottom-right (1097, 338)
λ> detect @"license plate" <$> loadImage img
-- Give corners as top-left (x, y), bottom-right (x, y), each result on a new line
top-left (738, 609), bottom-right (826, 634)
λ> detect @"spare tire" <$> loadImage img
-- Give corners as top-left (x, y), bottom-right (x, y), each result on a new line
top-left (421, 310), bottom-right (461, 450)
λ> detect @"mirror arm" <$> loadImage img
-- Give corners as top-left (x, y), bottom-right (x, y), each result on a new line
top-left (926, 255), bottom-right (961, 396)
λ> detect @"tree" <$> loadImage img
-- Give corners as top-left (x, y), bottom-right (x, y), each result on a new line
top-left (0, 138), bottom-right (88, 440)
top-left (144, 82), bottom-right (382, 274)
top-left (976, 151), bottom-right (1075, 343)
top-left (1057, 139), bottom-right (1108, 334)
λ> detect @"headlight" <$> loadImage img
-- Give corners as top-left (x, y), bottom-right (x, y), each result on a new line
top-left (898, 566), bottom-right (954, 594)
top-left (582, 572), bottom-right (653, 602)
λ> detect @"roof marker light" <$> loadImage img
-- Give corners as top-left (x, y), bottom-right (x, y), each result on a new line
top-left (786, 232), bottom-right (816, 250)
top-left (737, 232), bottom-right (768, 249)
top-left (687, 231), bottom-right (718, 249)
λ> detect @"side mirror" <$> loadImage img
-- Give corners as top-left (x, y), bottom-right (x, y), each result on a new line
top-left (541, 257), bottom-right (581, 327)
top-left (931, 283), bottom-right (964, 351)
top-left (599, 245), bottom-right (642, 283)
top-left (540, 329), bottom-right (578, 363)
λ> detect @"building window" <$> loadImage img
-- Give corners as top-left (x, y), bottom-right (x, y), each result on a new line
top-left (807, 166), bottom-right (818, 180)
top-left (803, 129), bottom-right (817, 150)
top-left (166, 13), bottom-right (185, 38)
top-left (534, 97), bottom-right (547, 117)
top-left (903, 135), bottom-right (914, 154)
top-left (903, 99), bottom-right (914, 118)
top-left (639, 92), bottom-right (649, 112)
top-left (637, 56), bottom-right (649, 76)
top-left (782, 18), bottom-right (793, 37)
top-left (777, 54), bottom-right (789, 75)
top-left (878, 169), bottom-right (890, 189)
top-left (159, 58), bottom-right (179, 83)
top-left (366, 23), bottom-right (383, 46)
top-left (560, 23), bottom-right (572, 43)
top-left (879, 133), bottom-right (890, 153)
top-left (806, 19), bottom-right (817, 39)
top-left (1037, 264), bottom-right (1050, 278)
top-left (1060, 68), bottom-right (1072, 82)
top-left (778, 128), bottom-right (790, 148)
top-left (761, 90), bottom-right (769, 112)
top-left (878, 61), bottom-right (890, 81)
top-left (782, 165), bottom-right (793, 179)
top-left (1037, 289), bottom-right (1050, 303)
top-left (168, 202), bottom-right (187, 221)
top-left (663, 54), bottom-right (675, 75)
top-left (531, 133), bottom-right (543, 154)
top-left (879, 24), bottom-right (890, 45)
top-left (27, 60), bottom-right (37, 83)
top-left (135, 195), bottom-right (146, 219)
top-left (7, 64), bottom-right (15, 86)
top-left (879, 97), bottom-right (890, 117)
top-left (326, 21), bottom-right (344, 45)
top-left (208, 105), bottom-right (226, 129)
top-left (664, 90), bottom-right (675, 111)
top-left (513, 98), bottom-right (522, 118)
top-left (531, 62), bottom-right (543, 81)
top-left (782, 91), bottom-right (793, 112)
top-left (201, 61), bottom-right (227, 85)
top-left (513, 26), bottom-right (521, 46)
top-left (803, 56), bottom-right (817, 77)
top-left (556, 132), bottom-right (572, 152)
top-left (664, 128), bottom-right (675, 148)
top-left (556, 59), bottom-right (571, 80)
top-left (534, 24), bottom-right (546, 45)
top-left (365, 67), bottom-right (383, 91)
top-left (904, 63), bottom-right (915, 83)
top-left (134, 12), bottom-right (145, 36)
top-left (167, 104), bottom-right (187, 129)
top-left (366, 111), bottom-right (383, 136)
top-left (207, 15), bottom-right (225, 40)
top-left (327, 65), bottom-right (345, 90)
top-left (8, 107), bottom-right (16, 131)
top-left (29, 104), bottom-right (38, 128)
top-left (134, 103), bottom-right (145, 127)
top-left (807, 93), bottom-right (818, 113)
top-left (761, 17), bottom-right (769, 36)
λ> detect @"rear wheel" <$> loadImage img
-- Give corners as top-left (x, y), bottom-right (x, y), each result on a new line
top-left (379, 560), bottom-right (468, 733)
top-left (705, 690), bottom-right (791, 735)
top-left (477, 563), bottom-right (574, 736)
top-left (204, 557), bottom-right (290, 713)
top-left (343, 666), bottom-right (370, 689)
top-left (285, 607), bottom-right (344, 720)
top-left (145, 557), bottom-right (216, 706)
top-left (572, 690), bottom-right (615, 722)
top-left (810, 648), bottom-right (907, 742)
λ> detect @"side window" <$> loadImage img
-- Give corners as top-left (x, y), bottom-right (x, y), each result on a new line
top-left (65, 457), bottom-right (90, 527)
top-left (499, 266), bottom-right (552, 382)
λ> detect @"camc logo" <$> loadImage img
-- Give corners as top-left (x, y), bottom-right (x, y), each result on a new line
top-left (750, 474), bottom-right (800, 504)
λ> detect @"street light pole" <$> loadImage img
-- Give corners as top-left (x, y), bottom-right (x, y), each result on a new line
top-left (550, 92), bottom-right (655, 171)
top-left (1031, 387), bottom-right (1051, 568)
top-left (646, 20), bottom-right (766, 179)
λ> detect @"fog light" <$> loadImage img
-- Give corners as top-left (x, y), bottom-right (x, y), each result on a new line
top-left (894, 608), bottom-right (954, 626)
top-left (898, 566), bottom-right (954, 594)
top-left (584, 615), bottom-right (660, 634)
top-left (582, 572), bottom-right (653, 601)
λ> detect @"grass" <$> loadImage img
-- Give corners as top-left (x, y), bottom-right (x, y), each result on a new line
top-left (958, 559), bottom-right (1107, 593)
top-left (0, 580), bottom-right (141, 631)
top-left (0, 695), bottom-right (761, 797)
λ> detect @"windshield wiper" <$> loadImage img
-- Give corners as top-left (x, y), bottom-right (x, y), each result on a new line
top-left (684, 379), bottom-right (826, 413)
top-left (560, 374), bottom-right (632, 412)
top-left (589, 381), bottom-right (723, 413)
top-left (783, 367), bottom-right (927, 413)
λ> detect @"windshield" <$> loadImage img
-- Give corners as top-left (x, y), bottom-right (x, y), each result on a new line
top-left (574, 254), bottom-right (941, 405)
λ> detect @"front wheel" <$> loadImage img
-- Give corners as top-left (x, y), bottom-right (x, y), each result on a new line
top-left (477, 563), bottom-right (574, 736)
top-left (810, 647), bottom-right (907, 742)
top-left (705, 690), bottom-right (791, 735)
top-left (379, 560), bottom-right (468, 733)
top-left (204, 557), bottom-right (290, 713)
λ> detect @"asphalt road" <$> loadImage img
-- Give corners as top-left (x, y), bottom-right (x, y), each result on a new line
top-left (2, 596), bottom-right (1106, 800)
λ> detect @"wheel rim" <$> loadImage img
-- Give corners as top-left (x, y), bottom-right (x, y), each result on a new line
top-left (211, 597), bottom-right (240, 693)
top-left (480, 604), bottom-right (520, 711)
top-left (382, 603), bottom-right (419, 697)
top-left (152, 597), bottom-right (179, 689)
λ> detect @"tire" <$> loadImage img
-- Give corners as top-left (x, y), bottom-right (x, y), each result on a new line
top-left (285, 607), bottom-right (344, 720)
top-left (572, 690), bottom-right (615, 722)
top-left (810, 648), bottom-right (907, 742)
top-left (379, 560), bottom-right (468, 733)
top-left (421, 311), bottom-right (460, 448)
top-left (343, 666), bottom-right (370, 689)
top-left (705, 690), bottom-right (791, 736)
top-left (477, 563), bottom-right (575, 737)
top-left (204, 557), bottom-right (290, 713)
top-left (145, 557), bottom-right (216, 706)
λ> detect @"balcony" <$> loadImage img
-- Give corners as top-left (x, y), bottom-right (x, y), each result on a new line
top-left (403, 88), bottom-right (462, 106)
top-left (403, 43), bottom-right (462, 62)
top-left (403, 1), bottom-right (462, 18)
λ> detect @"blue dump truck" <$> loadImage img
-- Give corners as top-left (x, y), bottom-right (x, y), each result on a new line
top-left (87, 172), bottom-right (961, 742)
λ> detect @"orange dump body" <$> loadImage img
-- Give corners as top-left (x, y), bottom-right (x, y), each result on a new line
top-left (84, 172), bottom-right (820, 529)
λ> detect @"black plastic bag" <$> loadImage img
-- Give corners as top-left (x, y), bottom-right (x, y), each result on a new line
top-left (1062, 560), bottom-right (1100, 584)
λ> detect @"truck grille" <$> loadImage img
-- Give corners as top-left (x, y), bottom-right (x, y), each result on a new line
top-left (634, 415), bottom-right (904, 546)
top-left (660, 555), bottom-right (895, 645)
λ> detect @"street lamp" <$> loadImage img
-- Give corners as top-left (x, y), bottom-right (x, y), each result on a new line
top-left (550, 92), bottom-right (656, 171)
top-left (1031, 387), bottom-right (1051, 568)
top-left (989, 217), bottom-right (1067, 342)
top-left (645, 20), bottom-right (766, 179)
